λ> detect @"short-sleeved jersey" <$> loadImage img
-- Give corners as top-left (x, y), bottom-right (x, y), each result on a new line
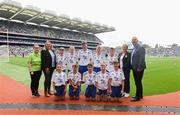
top-left (95, 71), bottom-right (110, 90)
top-left (52, 71), bottom-right (67, 86)
top-left (68, 71), bottom-right (81, 86)
top-left (109, 69), bottom-right (125, 86)
top-left (56, 54), bottom-right (67, 70)
top-left (83, 71), bottom-right (96, 86)
top-left (93, 54), bottom-right (105, 68)
top-left (78, 49), bottom-right (93, 66)
top-left (66, 53), bottom-right (78, 70)
top-left (106, 55), bottom-right (116, 72)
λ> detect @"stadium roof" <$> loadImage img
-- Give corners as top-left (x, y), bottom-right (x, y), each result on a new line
top-left (0, 0), bottom-right (115, 34)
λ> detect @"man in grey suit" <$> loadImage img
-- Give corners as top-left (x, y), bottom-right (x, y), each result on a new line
top-left (131, 36), bottom-right (146, 101)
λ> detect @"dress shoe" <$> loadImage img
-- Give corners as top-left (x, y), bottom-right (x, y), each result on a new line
top-left (132, 96), bottom-right (143, 99)
top-left (35, 92), bottom-right (41, 97)
top-left (131, 97), bottom-right (140, 102)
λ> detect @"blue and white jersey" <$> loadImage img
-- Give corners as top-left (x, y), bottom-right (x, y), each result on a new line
top-left (106, 55), bottom-right (116, 72)
top-left (52, 71), bottom-right (67, 86)
top-left (78, 49), bottom-right (93, 66)
top-left (95, 71), bottom-right (110, 90)
top-left (56, 54), bottom-right (67, 70)
top-left (66, 53), bottom-right (78, 71)
top-left (83, 71), bottom-right (96, 86)
top-left (109, 69), bottom-right (125, 86)
top-left (68, 71), bottom-right (81, 86)
top-left (93, 54), bottom-right (105, 68)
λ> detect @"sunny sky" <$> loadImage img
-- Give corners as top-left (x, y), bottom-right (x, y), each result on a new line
top-left (1, 0), bottom-right (179, 47)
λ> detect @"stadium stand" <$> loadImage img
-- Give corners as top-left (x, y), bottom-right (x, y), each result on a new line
top-left (0, 0), bottom-right (115, 56)
top-left (146, 47), bottom-right (180, 57)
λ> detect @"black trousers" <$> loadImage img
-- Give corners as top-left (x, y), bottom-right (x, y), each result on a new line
top-left (123, 68), bottom-right (130, 93)
top-left (30, 71), bottom-right (42, 95)
top-left (132, 69), bottom-right (144, 98)
top-left (43, 68), bottom-right (55, 93)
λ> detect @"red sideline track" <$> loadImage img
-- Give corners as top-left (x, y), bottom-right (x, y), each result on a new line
top-left (0, 75), bottom-right (179, 115)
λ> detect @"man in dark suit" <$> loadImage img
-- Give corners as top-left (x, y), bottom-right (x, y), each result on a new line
top-left (41, 41), bottom-right (56, 97)
top-left (131, 37), bottom-right (146, 101)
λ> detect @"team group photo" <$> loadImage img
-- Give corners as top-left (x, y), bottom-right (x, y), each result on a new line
top-left (28, 36), bottom-right (146, 102)
top-left (0, 0), bottom-right (179, 114)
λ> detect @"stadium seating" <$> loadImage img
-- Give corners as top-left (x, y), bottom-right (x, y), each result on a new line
top-left (0, 20), bottom-right (102, 56)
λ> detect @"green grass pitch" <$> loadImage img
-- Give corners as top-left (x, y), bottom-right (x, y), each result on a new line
top-left (0, 57), bottom-right (180, 96)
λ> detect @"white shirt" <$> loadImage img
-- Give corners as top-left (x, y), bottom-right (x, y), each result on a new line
top-left (52, 71), bottom-right (67, 86)
top-left (66, 53), bottom-right (77, 70)
top-left (131, 48), bottom-right (136, 64)
top-left (56, 54), bottom-right (66, 70)
top-left (106, 55), bottom-right (116, 72)
top-left (68, 71), bottom-right (81, 86)
top-left (49, 50), bottom-right (55, 67)
top-left (83, 71), bottom-right (96, 86)
top-left (110, 69), bottom-right (125, 86)
top-left (93, 54), bottom-right (104, 68)
top-left (120, 53), bottom-right (125, 69)
top-left (78, 49), bottom-right (93, 66)
top-left (95, 71), bottom-right (110, 90)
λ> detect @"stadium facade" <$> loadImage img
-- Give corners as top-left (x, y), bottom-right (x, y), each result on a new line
top-left (0, 0), bottom-right (115, 56)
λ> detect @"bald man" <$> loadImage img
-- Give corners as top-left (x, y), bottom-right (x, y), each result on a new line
top-left (131, 37), bottom-right (146, 101)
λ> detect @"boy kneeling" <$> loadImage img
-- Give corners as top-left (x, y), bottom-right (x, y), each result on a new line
top-left (82, 63), bottom-right (97, 101)
top-left (95, 61), bottom-right (110, 102)
top-left (109, 59), bottom-right (125, 102)
top-left (52, 64), bottom-right (67, 101)
top-left (68, 63), bottom-right (81, 100)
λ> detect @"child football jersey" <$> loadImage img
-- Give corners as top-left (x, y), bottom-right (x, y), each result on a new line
top-left (106, 55), bottom-right (116, 72)
top-left (66, 53), bottom-right (78, 70)
top-left (78, 49), bottom-right (93, 66)
top-left (68, 71), bottom-right (81, 86)
top-left (52, 71), bottom-right (67, 86)
top-left (93, 54), bottom-right (105, 68)
top-left (83, 71), bottom-right (96, 85)
top-left (110, 69), bottom-right (125, 86)
top-left (56, 54), bottom-right (67, 70)
top-left (95, 71), bottom-right (110, 90)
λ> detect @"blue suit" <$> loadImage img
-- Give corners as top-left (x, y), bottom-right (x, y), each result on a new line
top-left (131, 43), bottom-right (146, 99)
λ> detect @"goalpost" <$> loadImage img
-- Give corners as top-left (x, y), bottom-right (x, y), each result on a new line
top-left (0, 29), bottom-right (9, 62)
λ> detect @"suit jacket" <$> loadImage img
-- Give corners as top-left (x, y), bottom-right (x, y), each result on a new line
top-left (41, 49), bottom-right (56, 70)
top-left (118, 52), bottom-right (131, 70)
top-left (131, 44), bottom-right (146, 70)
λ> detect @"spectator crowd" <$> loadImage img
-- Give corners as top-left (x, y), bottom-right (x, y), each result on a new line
top-left (0, 20), bottom-right (101, 42)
